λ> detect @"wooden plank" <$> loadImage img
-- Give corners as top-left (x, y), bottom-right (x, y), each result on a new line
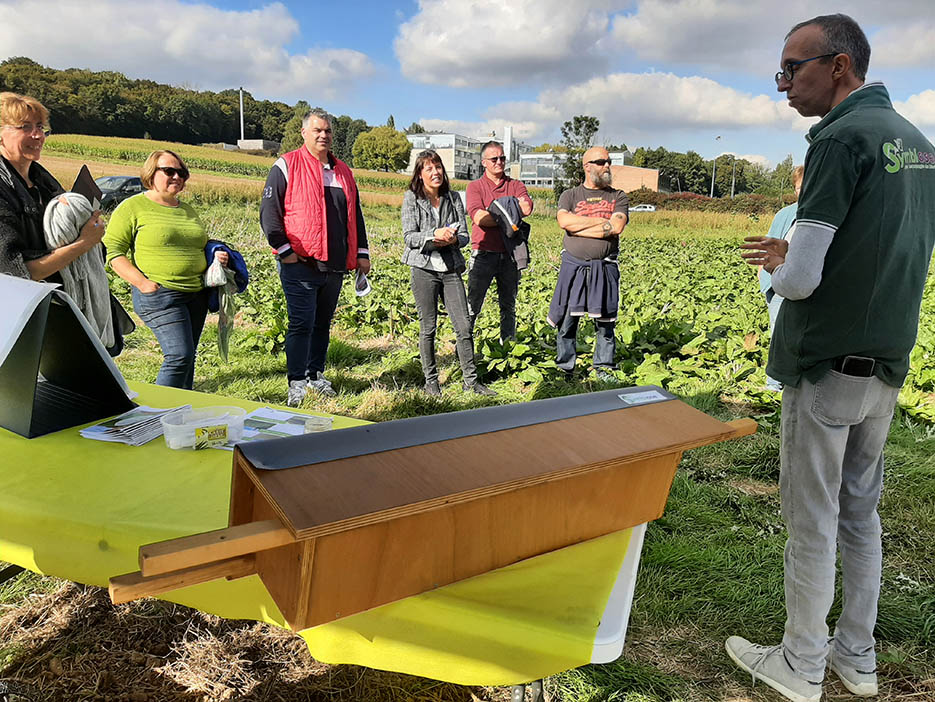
top-left (229, 458), bottom-right (255, 527)
top-left (249, 488), bottom-right (307, 628)
top-left (295, 452), bottom-right (679, 628)
top-left (725, 418), bottom-right (758, 438)
top-left (109, 555), bottom-right (255, 605)
top-left (140, 520), bottom-right (294, 577)
top-left (240, 400), bottom-right (739, 540)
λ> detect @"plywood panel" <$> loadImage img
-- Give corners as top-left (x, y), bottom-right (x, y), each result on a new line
top-left (241, 401), bottom-right (731, 540)
top-left (298, 452), bottom-right (679, 628)
top-left (250, 487), bottom-right (308, 627)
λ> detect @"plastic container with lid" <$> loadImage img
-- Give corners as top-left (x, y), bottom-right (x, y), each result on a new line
top-left (161, 406), bottom-right (246, 450)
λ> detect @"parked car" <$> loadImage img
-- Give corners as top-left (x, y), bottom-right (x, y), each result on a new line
top-left (630, 204), bottom-right (656, 212)
top-left (95, 176), bottom-right (144, 211)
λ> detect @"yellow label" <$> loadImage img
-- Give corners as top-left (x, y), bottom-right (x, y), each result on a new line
top-left (194, 424), bottom-right (228, 450)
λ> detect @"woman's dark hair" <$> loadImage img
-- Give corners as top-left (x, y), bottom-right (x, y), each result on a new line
top-left (408, 149), bottom-right (449, 199)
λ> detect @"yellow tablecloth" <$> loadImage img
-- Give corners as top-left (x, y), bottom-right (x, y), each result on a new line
top-left (0, 382), bottom-right (632, 685)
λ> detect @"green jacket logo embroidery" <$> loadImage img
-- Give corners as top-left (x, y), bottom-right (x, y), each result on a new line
top-left (883, 138), bottom-right (935, 173)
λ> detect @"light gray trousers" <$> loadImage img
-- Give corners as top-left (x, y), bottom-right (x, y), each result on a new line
top-left (780, 370), bottom-right (899, 681)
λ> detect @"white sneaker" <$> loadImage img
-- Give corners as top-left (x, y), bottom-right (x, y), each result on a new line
top-left (725, 636), bottom-right (822, 702)
top-left (287, 379), bottom-right (307, 407)
top-left (308, 372), bottom-right (337, 397)
top-left (829, 655), bottom-right (878, 696)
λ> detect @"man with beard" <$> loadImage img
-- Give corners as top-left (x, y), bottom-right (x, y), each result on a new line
top-left (547, 146), bottom-right (628, 380)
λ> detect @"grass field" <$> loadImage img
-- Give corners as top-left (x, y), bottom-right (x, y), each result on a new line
top-left (0, 151), bottom-right (933, 702)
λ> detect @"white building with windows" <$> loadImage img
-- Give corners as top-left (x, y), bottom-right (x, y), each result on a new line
top-left (518, 150), bottom-right (635, 189)
top-left (406, 133), bottom-right (484, 180)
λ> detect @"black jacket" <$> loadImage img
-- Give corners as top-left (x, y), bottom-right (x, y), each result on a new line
top-left (0, 156), bottom-right (64, 278)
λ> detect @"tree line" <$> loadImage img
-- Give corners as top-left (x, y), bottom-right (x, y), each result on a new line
top-left (2, 58), bottom-right (796, 190)
top-left (0, 58), bottom-right (428, 170)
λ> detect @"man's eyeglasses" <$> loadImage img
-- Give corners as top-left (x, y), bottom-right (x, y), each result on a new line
top-left (775, 53), bottom-right (836, 84)
top-left (4, 122), bottom-right (51, 137)
top-left (155, 166), bottom-right (190, 180)
top-left (485, 155), bottom-right (507, 163)
top-left (587, 158), bottom-right (611, 166)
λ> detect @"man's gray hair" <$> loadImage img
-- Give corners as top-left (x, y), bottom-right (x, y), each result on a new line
top-left (787, 13), bottom-right (870, 81)
top-left (302, 108), bottom-right (335, 129)
top-left (481, 140), bottom-right (503, 158)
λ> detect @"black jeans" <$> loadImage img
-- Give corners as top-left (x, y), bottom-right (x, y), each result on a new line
top-left (467, 251), bottom-right (518, 342)
top-left (555, 312), bottom-right (616, 371)
top-left (278, 261), bottom-right (344, 382)
top-left (410, 266), bottom-right (477, 386)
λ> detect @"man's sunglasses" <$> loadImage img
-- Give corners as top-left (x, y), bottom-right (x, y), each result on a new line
top-left (485, 155), bottom-right (507, 163)
top-left (587, 158), bottom-right (611, 166)
top-left (156, 166), bottom-right (190, 180)
top-left (775, 53), bottom-right (836, 84)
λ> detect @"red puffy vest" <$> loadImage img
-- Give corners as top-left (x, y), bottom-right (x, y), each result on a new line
top-left (282, 147), bottom-right (359, 270)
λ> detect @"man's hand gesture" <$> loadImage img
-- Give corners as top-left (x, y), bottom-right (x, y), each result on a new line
top-left (741, 236), bottom-right (789, 273)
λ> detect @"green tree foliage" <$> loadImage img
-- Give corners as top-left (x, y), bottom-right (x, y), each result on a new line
top-left (386, 114), bottom-right (395, 129)
top-left (0, 57), bottom-right (294, 145)
top-left (404, 122), bottom-right (425, 134)
top-left (532, 142), bottom-right (567, 152)
top-left (554, 115), bottom-right (600, 197)
top-left (633, 146), bottom-right (706, 194)
top-left (633, 145), bottom-right (772, 198)
top-left (279, 101), bottom-right (312, 153)
top-left (332, 115), bottom-right (371, 165)
top-left (352, 126), bottom-right (411, 172)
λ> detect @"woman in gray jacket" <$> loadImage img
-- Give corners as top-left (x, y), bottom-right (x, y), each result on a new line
top-left (401, 150), bottom-right (495, 397)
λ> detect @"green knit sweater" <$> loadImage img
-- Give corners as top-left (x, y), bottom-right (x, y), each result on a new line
top-left (104, 193), bottom-right (208, 291)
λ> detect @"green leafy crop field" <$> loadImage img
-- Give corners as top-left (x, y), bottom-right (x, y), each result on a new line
top-left (2, 161), bottom-right (931, 702)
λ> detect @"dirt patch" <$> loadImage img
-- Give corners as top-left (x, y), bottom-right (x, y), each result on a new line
top-left (0, 581), bottom-right (509, 701)
top-left (727, 478), bottom-right (779, 497)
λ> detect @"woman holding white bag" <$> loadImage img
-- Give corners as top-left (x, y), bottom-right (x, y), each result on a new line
top-left (104, 150), bottom-right (228, 389)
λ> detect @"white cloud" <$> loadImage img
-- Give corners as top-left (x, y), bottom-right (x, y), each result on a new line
top-left (738, 154), bottom-right (772, 168)
top-left (611, 0), bottom-right (933, 74)
top-left (874, 23), bottom-right (935, 67)
top-left (894, 90), bottom-right (935, 129)
top-left (395, 0), bottom-right (626, 87)
top-left (0, 0), bottom-right (376, 101)
top-left (422, 71), bottom-right (810, 149)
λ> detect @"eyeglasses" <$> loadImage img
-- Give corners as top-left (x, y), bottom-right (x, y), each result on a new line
top-left (3, 122), bottom-right (51, 137)
top-left (484, 155), bottom-right (507, 163)
top-left (155, 166), bottom-right (190, 180)
top-left (587, 158), bottom-right (611, 166)
top-left (775, 53), bottom-right (836, 84)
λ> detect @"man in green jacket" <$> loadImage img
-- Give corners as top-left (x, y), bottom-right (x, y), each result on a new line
top-left (733, 14), bottom-right (935, 702)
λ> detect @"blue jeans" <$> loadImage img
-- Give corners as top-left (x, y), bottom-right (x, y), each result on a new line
top-left (132, 286), bottom-right (209, 389)
top-left (467, 251), bottom-right (518, 342)
top-left (278, 261), bottom-right (343, 382)
top-left (780, 370), bottom-right (899, 680)
top-left (555, 312), bottom-right (616, 371)
top-left (410, 266), bottom-right (477, 386)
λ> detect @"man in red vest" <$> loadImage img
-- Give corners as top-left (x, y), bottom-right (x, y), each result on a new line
top-left (261, 108), bottom-right (370, 406)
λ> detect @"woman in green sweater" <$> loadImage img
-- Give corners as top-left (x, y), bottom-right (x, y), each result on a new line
top-left (104, 150), bottom-right (227, 389)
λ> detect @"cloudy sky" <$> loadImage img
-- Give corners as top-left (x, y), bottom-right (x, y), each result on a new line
top-left (1, 0), bottom-right (933, 166)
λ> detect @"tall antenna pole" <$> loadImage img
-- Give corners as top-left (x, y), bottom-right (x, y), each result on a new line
top-left (239, 87), bottom-right (245, 141)
top-left (710, 135), bottom-right (721, 198)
